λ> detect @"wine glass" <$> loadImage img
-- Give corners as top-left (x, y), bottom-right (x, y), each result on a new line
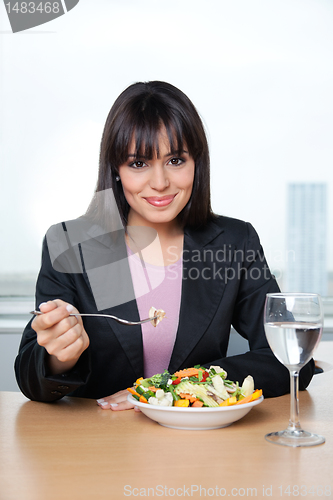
top-left (264, 292), bottom-right (325, 447)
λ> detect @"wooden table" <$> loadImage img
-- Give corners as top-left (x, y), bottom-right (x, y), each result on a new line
top-left (1, 343), bottom-right (332, 500)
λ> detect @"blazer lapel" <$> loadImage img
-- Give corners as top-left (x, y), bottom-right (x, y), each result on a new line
top-left (169, 219), bottom-right (234, 372)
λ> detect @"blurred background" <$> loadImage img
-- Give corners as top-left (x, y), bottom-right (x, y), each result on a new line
top-left (1, 0), bottom-right (332, 389)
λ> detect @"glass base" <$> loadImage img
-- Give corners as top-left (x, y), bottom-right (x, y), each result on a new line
top-left (265, 429), bottom-right (325, 447)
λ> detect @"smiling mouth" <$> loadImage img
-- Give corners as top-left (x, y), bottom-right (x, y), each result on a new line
top-left (144, 195), bottom-right (177, 207)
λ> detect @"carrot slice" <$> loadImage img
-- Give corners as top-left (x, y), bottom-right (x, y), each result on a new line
top-left (127, 387), bottom-right (141, 398)
top-left (219, 396), bottom-right (237, 406)
top-left (236, 389), bottom-right (262, 405)
top-left (179, 393), bottom-right (199, 403)
top-left (235, 394), bottom-right (253, 405)
top-left (191, 401), bottom-right (204, 407)
top-left (139, 395), bottom-right (148, 404)
top-left (173, 368), bottom-right (203, 378)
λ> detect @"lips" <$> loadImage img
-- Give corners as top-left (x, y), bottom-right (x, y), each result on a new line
top-left (144, 195), bottom-right (176, 207)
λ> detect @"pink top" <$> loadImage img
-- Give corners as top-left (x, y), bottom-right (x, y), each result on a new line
top-left (127, 248), bottom-right (182, 378)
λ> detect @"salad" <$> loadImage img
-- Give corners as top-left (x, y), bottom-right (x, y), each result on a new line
top-left (127, 365), bottom-right (262, 408)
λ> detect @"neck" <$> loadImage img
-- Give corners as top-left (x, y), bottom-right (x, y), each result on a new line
top-left (127, 212), bottom-right (184, 239)
top-left (126, 215), bottom-right (184, 266)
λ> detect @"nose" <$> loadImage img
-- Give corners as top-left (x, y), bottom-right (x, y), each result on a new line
top-left (149, 165), bottom-right (170, 191)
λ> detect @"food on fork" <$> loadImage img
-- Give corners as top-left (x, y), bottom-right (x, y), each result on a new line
top-left (149, 306), bottom-right (166, 327)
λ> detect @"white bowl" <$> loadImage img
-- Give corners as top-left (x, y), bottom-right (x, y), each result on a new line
top-left (127, 394), bottom-right (264, 430)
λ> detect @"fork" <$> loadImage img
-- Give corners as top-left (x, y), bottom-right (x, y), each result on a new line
top-left (30, 310), bottom-right (157, 326)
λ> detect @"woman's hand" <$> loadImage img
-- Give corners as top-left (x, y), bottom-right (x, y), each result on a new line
top-left (97, 389), bottom-right (141, 411)
top-left (32, 299), bottom-right (90, 375)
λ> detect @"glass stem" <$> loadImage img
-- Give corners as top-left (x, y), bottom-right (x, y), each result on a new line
top-left (288, 370), bottom-right (301, 432)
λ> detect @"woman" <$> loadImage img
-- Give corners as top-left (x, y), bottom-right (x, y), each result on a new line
top-left (15, 81), bottom-right (314, 406)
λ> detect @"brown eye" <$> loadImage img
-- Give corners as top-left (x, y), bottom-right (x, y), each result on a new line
top-left (169, 158), bottom-right (183, 166)
top-left (130, 160), bottom-right (146, 169)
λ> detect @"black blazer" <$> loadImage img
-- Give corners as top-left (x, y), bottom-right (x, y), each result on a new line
top-left (15, 216), bottom-right (314, 401)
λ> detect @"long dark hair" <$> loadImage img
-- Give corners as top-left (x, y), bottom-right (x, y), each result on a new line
top-left (89, 81), bottom-right (215, 229)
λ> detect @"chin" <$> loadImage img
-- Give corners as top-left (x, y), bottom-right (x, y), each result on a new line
top-left (145, 212), bottom-right (177, 225)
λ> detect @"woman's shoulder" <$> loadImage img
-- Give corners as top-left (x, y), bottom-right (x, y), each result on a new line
top-left (212, 214), bottom-right (250, 230)
top-left (185, 215), bottom-right (259, 247)
top-left (212, 215), bottom-right (258, 238)
top-left (186, 215), bottom-right (258, 243)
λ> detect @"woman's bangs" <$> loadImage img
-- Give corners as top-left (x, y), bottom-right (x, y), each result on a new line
top-left (111, 89), bottom-right (200, 167)
top-left (131, 116), bottom-right (186, 160)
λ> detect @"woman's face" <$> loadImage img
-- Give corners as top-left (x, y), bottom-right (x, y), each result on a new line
top-left (118, 128), bottom-right (195, 228)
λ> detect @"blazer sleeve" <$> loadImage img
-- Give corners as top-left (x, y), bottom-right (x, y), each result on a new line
top-left (14, 236), bottom-right (92, 402)
top-left (205, 223), bottom-right (314, 398)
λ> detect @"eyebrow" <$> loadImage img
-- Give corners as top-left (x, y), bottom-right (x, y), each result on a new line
top-left (127, 150), bottom-right (189, 159)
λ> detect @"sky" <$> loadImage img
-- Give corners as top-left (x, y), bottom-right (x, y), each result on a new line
top-left (0, 0), bottom-right (332, 282)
